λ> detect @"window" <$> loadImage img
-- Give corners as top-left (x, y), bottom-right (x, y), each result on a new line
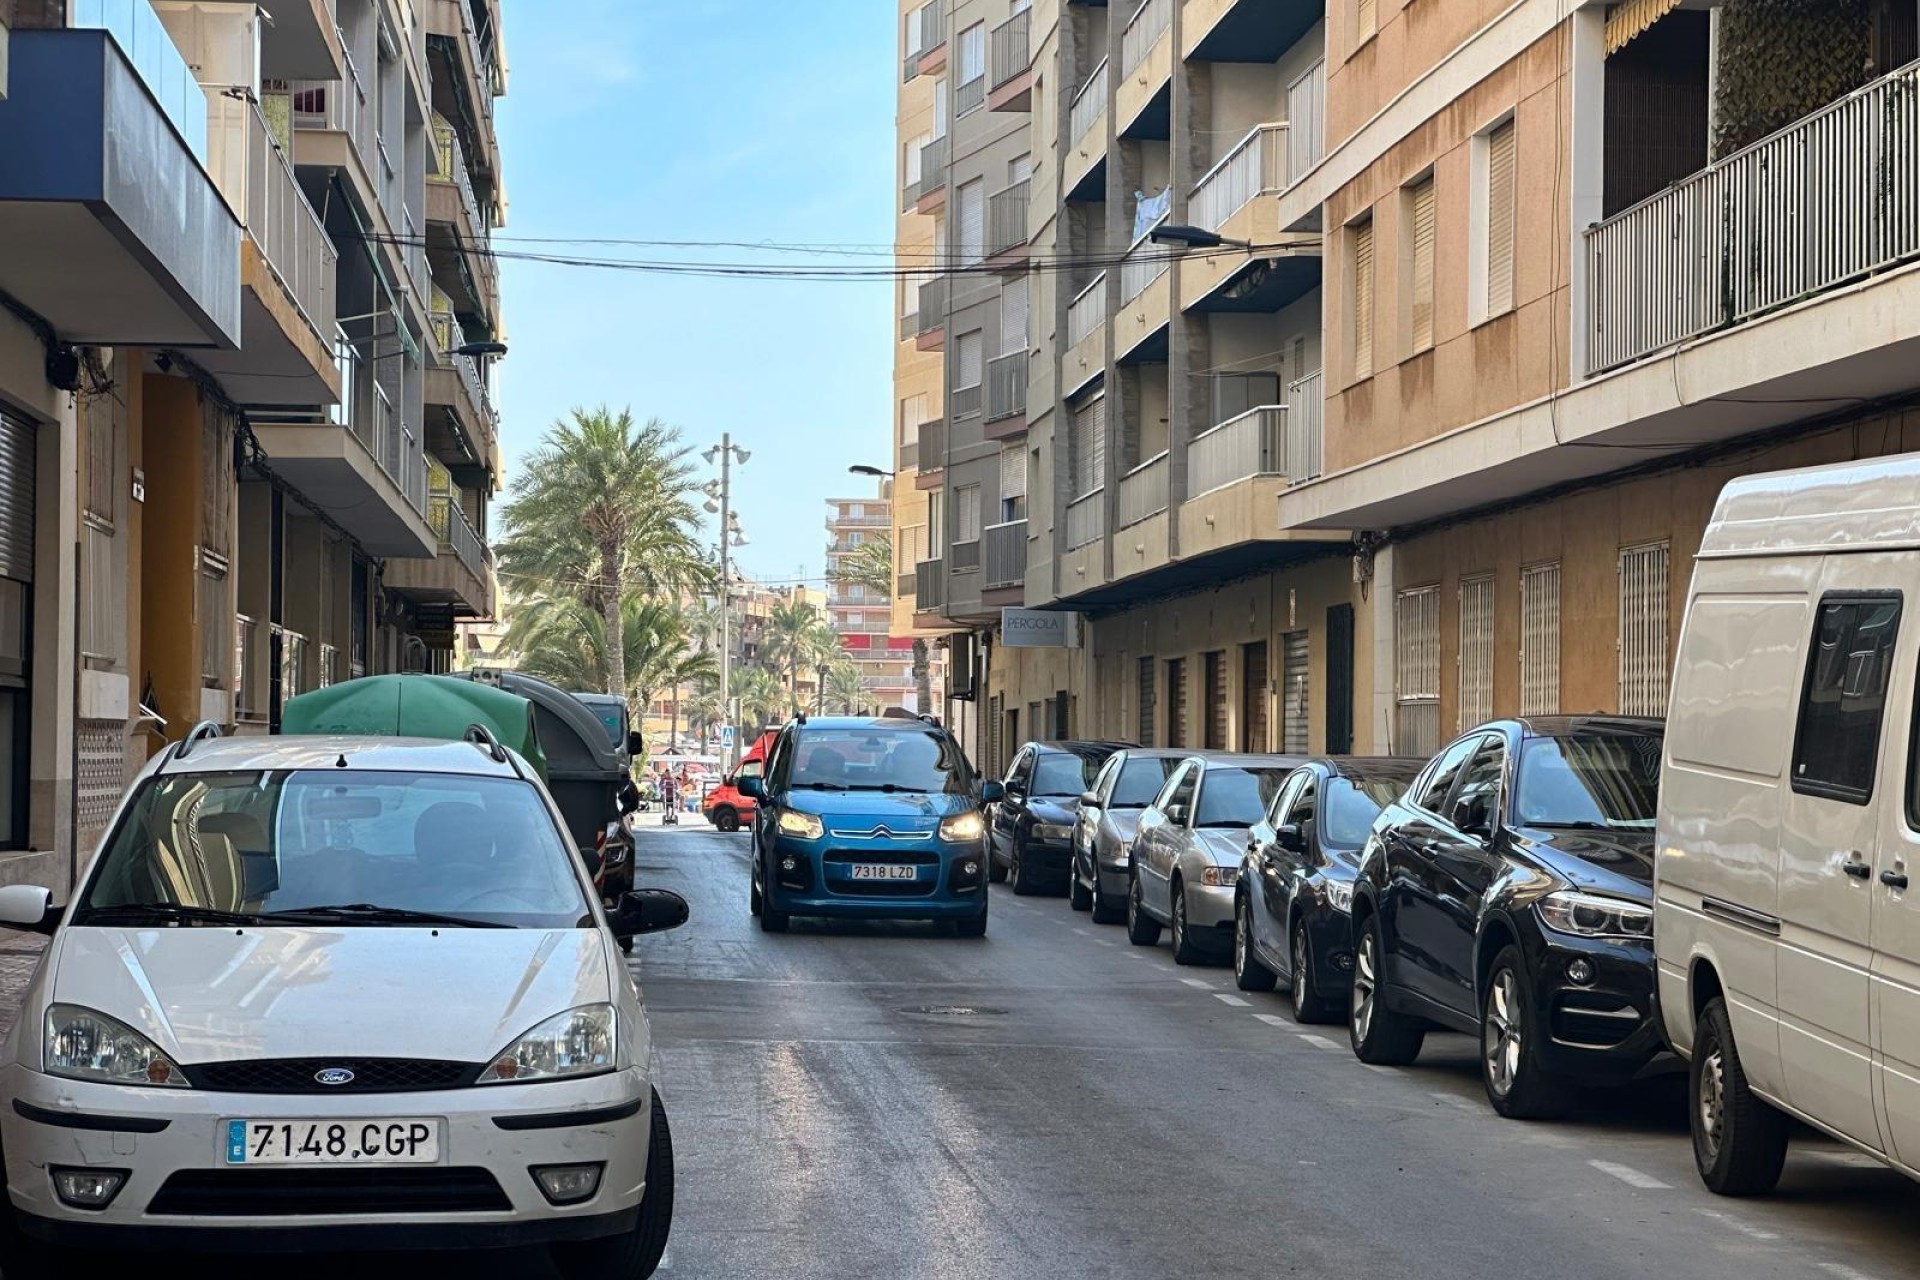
top-left (1618, 542), bottom-right (1670, 717)
top-left (1485, 118), bottom-right (1517, 317)
top-left (1070, 396), bottom-right (1107, 497)
top-left (1418, 735), bottom-right (1481, 813)
top-left (956, 330), bottom-right (984, 388)
top-left (1396, 586), bottom-right (1441, 757)
top-left (1161, 764), bottom-right (1199, 823)
top-left (1137, 656), bottom-right (1156, 747)
top-left (1197, 767), bottom-right (1294, 827)
top-left (1166, 657), bottom-right (1188, 747)
top-left (1450, 737), bottom-right (1505, 829)
top-left (1117, 755), bottom-right (1179, 808)
top-left (1033, 752), bottom-right (1099, 797)
top-left (928, 488), bottom-right (944, 556)
top-left (1000, 273), bottom-right (1029, 354)
top-left (1794, 595), bottom-right (1902, 804)
top-left (900, 393), bottom-right (928, 443)
top-left (960, 22), bottom-right (985, 84)
top-left (1242, 641), bottom-right (1271, 752)
top-left (1281, 631), bottom-right (1309, 754)
top-left (1520, 562), bottom-right (1561, 715)
top-left (1011, 153), bottom-right (1033, 183)
top-left (956, 485), bottom-right (982, 544)
top-left (1000, 444), bottom-right (1027, 522)
top-left (1516, 733), bottom-right (1662, 828)
top-left (904, 131), bottom-right (930, 189)
top-left (933, 78), bottom-right (949, 138)
top-left (1459, 575), bottom-right (1494, 729)
top-left (958, 179), bottom-right (985, 264)
top-left (1406, 178), bottom-right (1436, 353)
top-left (1203, 651), bottom-right (1227, 750)
top-left (1356, 0), bottom-right (1377, 42)
top-left (1350, 218), bottom-right (1375, 379)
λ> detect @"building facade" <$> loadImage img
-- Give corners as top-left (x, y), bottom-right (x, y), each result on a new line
top-left (826, 480), bottom-right (918, 712)
top-left (0, 0), bottom-right (506, 887)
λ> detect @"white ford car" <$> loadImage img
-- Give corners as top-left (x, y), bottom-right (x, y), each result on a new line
top-left (0, 729), bottom-right (686, 1277)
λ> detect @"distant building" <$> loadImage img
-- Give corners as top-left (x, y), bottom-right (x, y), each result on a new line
top-left (826, 479), bottom-right (924, 713)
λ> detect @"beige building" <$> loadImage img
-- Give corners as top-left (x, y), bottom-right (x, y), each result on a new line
top-left (826, 481), bottom-right (918, 711)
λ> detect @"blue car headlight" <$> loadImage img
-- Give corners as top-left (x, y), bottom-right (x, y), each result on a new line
top-left (939, 810), bottom-right (985, 842)
top-left (777, 809), bottom-right (825, 840)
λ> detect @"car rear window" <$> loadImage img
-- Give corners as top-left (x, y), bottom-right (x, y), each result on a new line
top-left (1112, 758), bottom-right (1180, 807)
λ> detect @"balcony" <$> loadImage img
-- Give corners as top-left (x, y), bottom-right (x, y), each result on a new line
top-left (987, 179), bottom-right (1030, 265)
top-left (1118, 0), bottom-right (1174, 140)
top-left (425, 0), bottom-right (501, 191)
top-left (1586, 58), bottom-right (1920, 376)
top-left (831, 512), bottom-right (892, 528)
top-left (1191, 123), bottom-right (1287, 233)
top-left (1182, 121), bottom-right (1322, 313)
top-left (1066, 58), bottom-right (1109, 200)
top-left (1118, 452), bottom-right (1170, 528)
top-left (915, 135), bottom-right (949, 213)
top-left (915, 558), bottom-right (947, 613)
top-left (915, 275), bottom-right (948, 350)
top-left (1188, 403), bottom-right (1323, 497)
top-left (426, 311), bottom-right (499, 487)
top-left (983, 520), bottom-right (1027, 589)
top-left (987, 352), bottom-right (1027, 426)
top-left (385, 486), bottom-right (493, 617)
top-left (988, 8), bottom-right (1032, 112)
top-left (957, 72), bottom-right (986, 117)
top-left (1183, 0), bottom-right (1327, 65)
top-left (1066, 490), bottom-right (1106, 550)
top-left (427, 118), bottom-right (499, 333)
top-left (1286, 369), bottom-right (1323, 482)
top-left (951, 537), bottom-right (980, 573)
top-left (1066, 272), bottom-right (1107, 393)
top-left (913, 1), bottom-right (947, 76)
top-left (915, 416), bottom-right (947, 489)
top-left (0, 28), bottom-right (240, 348)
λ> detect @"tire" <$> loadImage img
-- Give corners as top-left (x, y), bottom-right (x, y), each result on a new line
top-left (1068, 864), bottom-right (1093, 912)
top-left (1692, 997), bottom-right (1790, 1196)
top-left (987, 842), bottom-right (1009, 883)
top-left (1170, 880), bottom-right (1211, 965)
top-left (1348, 913), bottom-right (1426, 1066)
top-left (749, 863), bottom-right (764, 917)
top-left (1233, 895), bottom-right (1278, 992)
top-left (955, 896), bottom-right (989, 938)
top-left (1481, 946), bottom-right (1574, 1119)
top-left (1288, 920), bottom-right (1340, 1024)
top-left (1009, 837), bottom-right (1043, 896)
top-left (1126, 874), bottom-right (1163, 946)
top-left (551, 1088), bottom-right (674, 1280)
top-left (712, 807), bottom-right (739, 833)
top-left (1090, 867), bottom-right (1125, 924)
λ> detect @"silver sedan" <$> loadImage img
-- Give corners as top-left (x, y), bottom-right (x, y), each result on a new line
top-left (1070, 749), bottom-right (1187, 923)
top-left (1127, 754), bottom-right (1305, 964)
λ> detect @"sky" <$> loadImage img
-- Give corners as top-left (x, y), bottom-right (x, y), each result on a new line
top-left (493, 0), bottom-right (897, 587)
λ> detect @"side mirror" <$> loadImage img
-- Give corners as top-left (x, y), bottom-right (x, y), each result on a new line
top-left (1080, 790), bottom-right (1101, 808)
top-left (980, 780), bottom-right (1006, 804)
top-left (1453, 796), bottom-right (1492, 838)
top-left (626, 730), bottom-right (644, 756)
top-left (0, 885), bottom-right (56, 936)
top-left (1276, 823), bottom-right (1307, 854)
top-left (612, 888), bottom-right (690, 938)
top-left (1167, 803), bottom-right (1190, 827)
top-left (738, 775), bottom-right (766, 800)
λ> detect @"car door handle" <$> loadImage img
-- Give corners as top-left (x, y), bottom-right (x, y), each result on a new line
top-left (1882, 870), bottom-right (1910, 890)
top-left (1844, 862), bottom-right (1873, 879)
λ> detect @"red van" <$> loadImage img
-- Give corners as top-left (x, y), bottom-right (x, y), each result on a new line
top-left (702, 730), bottom-right (778, 831)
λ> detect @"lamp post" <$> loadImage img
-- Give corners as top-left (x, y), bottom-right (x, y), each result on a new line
top-left (1147, 224), bottom-right (1257, 252)
top-left (848, 464), bottom-right (895, 478)
top-left (703, 437), bottom-right (751, 770)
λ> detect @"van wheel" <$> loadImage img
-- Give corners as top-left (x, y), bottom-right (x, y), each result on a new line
top-left (1693, 997), bottom-right (1789, 1196)
top-left (551, 1089), bottom-right (673, 1279)
top-left (1349, 914), bottom-right (1425, 1065)
top-left (1481, 947), bottom-right (1573, 1119)
top-left (712, 807), bottom-right (739, 833)
top-left (1126, 875), bottom-right (1162, 946)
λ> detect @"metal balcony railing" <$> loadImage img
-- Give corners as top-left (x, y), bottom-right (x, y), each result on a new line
top-left (1120, 223), bottom-right (1173, 303)
top-left (1188, 406), bottom-right (1298, 497)
top-left (1071, 57), bottom-right (1108, 146)
top-left (235, 615), bottom-right (258, 718)
top-left (206, 95), bottom-right (338, 344)
top-left (917, 135), bottom-right (949, 201)
top-left (951, 539), bottom-right (981, 571)
top-left (1191, 123), bottom-right (1290, 232)
top-left (957, 75), bottom-right (986, 115)
top-left (918, 416), bottom-right (947, 471)
top-left (989, 180), bottom-right (1030, 256)
top-left (917, 275), bottom-right (949, 336)
top-left (1122, 0), bottom-right (1171, 74)
top-left (432, 118), bottom-right (485, 234)
top-left (1118, 452), bottom-right (1170, 527)
top-left (984, 520), bottom-right (1026, 587)
top-left (987, 352), bottom-right (1026, 421)
top-left (991, 8), bottom-right (1031, 88)
top-left (1585, 58), bottom-right (1920, 374)
top-left (1286, 369), bottom-right (1324, 485)
top-left (952, 379), bottom-right (983, 419)
top-left (1068, 272), bottom-right (1107, 347)
top-left (915, 558), bottom-right (946, 610)
top-left (429, 311), bottom-right (498, 437)
top-left (1066, 490), bottom-right (1106, 550)
top-left (427, 488), bottom-right (490, 584)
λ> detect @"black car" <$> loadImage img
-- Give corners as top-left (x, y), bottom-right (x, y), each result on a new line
top-left (1234, 757), bottom-right (1424, 1023)
top-left (989, 740), bottom-right (1133, 894)
top-left (1347, 716), bottom-right (1666, 1119)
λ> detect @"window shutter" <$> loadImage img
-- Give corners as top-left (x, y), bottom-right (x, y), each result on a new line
top-left (1395, 585), bottom-right (1441, 757)
top-left (1458, 575), bottom-right (1494, 729)
top-left (961, 23), bottom-right (985, 81)
top-left (1411, 179), bottom-right (1436, 352)
top-left (1000, 443), bottom-right (1027, 499)
top-left (957, 485), bottom-right (982, 543)
top-left (959, 180), bottom-right (985, 264)
top-left (905, 133), bottom-right (927, 187)
top-left (957, 331), bottom-right (983, 387)
top-left (934, 80), bottom-right (948, 138)
top-left (1352, 221), bottom-right (1375, 378)
top-left (1618, 543), bottom-right (1671, 716)
top-left (1520, 562), bottom-right (1560, 714)
top-left (1072, 396), bottom-right (1107, 497)
top-left (1357, 0), bottom-right (1377, 39)
top-left (1000, 274), bottom-right (1029, 353)
top-left (1281, 632), bottom-right (1309, 754)
top-left (1487, 120), bottom-right (1517, 315)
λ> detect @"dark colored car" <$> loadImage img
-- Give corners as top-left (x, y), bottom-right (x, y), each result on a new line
top-left (1347, 716), bottom-right (1667, 1118)
top-left (988, 740), bottom-right (1133, 895)
top-left (1235, 757), bottom-right (1425, 1023)
top-left (1070, 749), bottom-right (1188, 923)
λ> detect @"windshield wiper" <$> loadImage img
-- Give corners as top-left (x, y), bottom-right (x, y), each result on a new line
top-left (841, 783), bottom-right (915, 792)
top-left (800, 782), bottom-right (850, 792)
top-left (77, 903), bottom-right (264, 928)
top-left (265, 903), bottom-right (509, 929)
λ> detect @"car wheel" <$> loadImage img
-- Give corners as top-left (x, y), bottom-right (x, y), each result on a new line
top-left (955, 895), bottom-right (989, 939)
top-left (712, 806), bottom-right (739, 833)
top-left (550, 1088), bottom-right (674, 1280)
top-left (1126, 874), bottom-right (1163, 946)
top-left (1090, 868), bottom-right (1125, 925)
top-left (987, 842), bottom-right (1009, 883)
top-left (749, 862), bottom-right (764, 917)
top-left (1348, 914), bottom-right (1425, 1065)
top-left (1010, 837), bottom-right (1043, 896)
top-left (759, 858), bottom-right (790, 933)
top-left (1481, 946), bottom-right (1574, 1119)
top-left (1170, 880), bottom-right (1208, 966)
top-left (1288, 920), bottom-right (1339, 1024)
top-left (1068, 863), bottom-right (1093, 912)
top-left (1692, 997), bottom-right (1789, 1196)
top-left (1233, 895), bottom-right (1278, 992)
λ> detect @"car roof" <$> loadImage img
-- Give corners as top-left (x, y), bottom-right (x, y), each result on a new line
top-left (1700, 453), bottom-right (1920, 560)
top-left (797, 716), bottom-right (945, 733)
top-left (1032, 740), bottom-right (1135, 757)
top-left (153, 735), bottom-right (530, 779)
top-left (1188, 752), bottom-right (1311, 769)
top-left (1110, 748), bottom-right (1195, 762)
top-left (1315, 756), bottom-right (1427, 782)
top-left (1499, 715), bottom-right (1664, 739)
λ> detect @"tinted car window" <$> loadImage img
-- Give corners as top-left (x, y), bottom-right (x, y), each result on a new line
top-left (1113, 757), bottom-right (1181, 807)
top-left (1418, 737), bottom-right (1480, 812)
top-left (1195, 768), bottom-right (1292, 828)
top-left (1513, 735), bottom-right (1662, 828)
top-left (791, 728), bottom-right (972, 793)
top-left (1323, 777), bottom-right (1406, 846)
top-left (1450, 738), bottom-right (1505, 826)
top-left (1033, 753), bottom-right (1099, 797)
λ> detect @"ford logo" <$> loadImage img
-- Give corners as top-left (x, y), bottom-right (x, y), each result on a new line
top-left (314, 1067), bottom-right (356, 1086)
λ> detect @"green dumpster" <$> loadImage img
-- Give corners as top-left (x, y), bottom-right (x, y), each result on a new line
top-left (280, 675), bottom-right (549, 780)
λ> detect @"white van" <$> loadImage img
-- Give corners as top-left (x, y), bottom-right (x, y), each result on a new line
top-left (1657, 453), bottom-right (1920, 1196)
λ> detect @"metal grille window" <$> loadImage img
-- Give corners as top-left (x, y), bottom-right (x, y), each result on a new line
top-left (1395, 586), bottom-right (1441, 757)
top-left (1351, 219), bottom-right (1375, 378)
top-left (958, 179), bottom-right (985, 264)
top-left (1486, 119), bottom-right (1517, 316)
top-left (75, 723), bottom-right (125, 855)
top-left (198, 553), bottom-right (231, 690)
top-left (1520, 563), bottom-right (1561, 715)
top-left (1203, 652), bottom-right (1227, 750)
top-left (1618, 542), bottom-right (1670, 717)
top-left (1166, 657), bottom-right (1188, 748)
top-left (1070, 396), bottom-right (1107, 498)
top-left (1458, 575), bottom-right (1494, 730)
top-left (1408, 178), bottom-right (1436, 353)
top-left (1137, 656), bottom-right (1156, 747)
top-left (988, 693), bottom-right (1004, 776)
top-left (1242, 641), bottom-right (1270, 752)
top-left (1281, 631), bottom-right (1310, 754)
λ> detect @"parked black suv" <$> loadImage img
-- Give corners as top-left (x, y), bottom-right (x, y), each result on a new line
top-left (1347, 716), bottom-right (1667, 1118)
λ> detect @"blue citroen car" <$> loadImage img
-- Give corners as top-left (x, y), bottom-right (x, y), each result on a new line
top-left (742, 716), bottom-right (1002, 936)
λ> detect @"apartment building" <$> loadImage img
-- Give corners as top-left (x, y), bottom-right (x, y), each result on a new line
top-left (826, 481), bottom-right (917, 711)
top-left (0, 0), bottom-right (506, 885)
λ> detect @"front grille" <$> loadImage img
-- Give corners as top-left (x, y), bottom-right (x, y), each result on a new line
top-left (184, 1058), bottom-right (481, 1094)
top-left (149, 1168), bottom-right (510, 1217)
top-left (826, 877), bottom-right (937, 897)
top-left (823, 850), bottom-right (940, 867)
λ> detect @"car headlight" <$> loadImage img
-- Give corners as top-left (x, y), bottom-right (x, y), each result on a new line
top-left (938, 810), bottom-right (985, 842)
top-left (45, 1005), bottom-right (188, 1089)
top-left (777, 809), bottom-right (825, 840)
top-left (1535, 890), bottom-right (1652, 941)
top-left (478, 1005), bottom-right (617, 1084)
top-left (1106, 839), bottom-right (1133, 866)
top-left (1324, 880), bottom-right (1355, 915)
top-left (1200, 866), bottom-right (1239, 888)
top-left (1031, 823), bottom-right (1073, 841)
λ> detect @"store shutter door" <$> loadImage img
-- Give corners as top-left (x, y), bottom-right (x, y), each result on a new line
top-left (0, 416), bottom-right (35, 584)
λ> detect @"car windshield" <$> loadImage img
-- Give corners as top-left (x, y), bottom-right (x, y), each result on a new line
top-left (1033, 753), bottom-right (1100, 796)
top-left (1112, 758), bottom-right (1180, 807)
top-left (1514, 735), bottom-right (1663, 829)
top-left (790, 728), bottom-right (971, 793)
top-left (74, 770), bottom-right (592, 929)
top-left (1195, 768), bottom-right (1291, 828)
top-left (1323, 776), bottom-right (1412, 846)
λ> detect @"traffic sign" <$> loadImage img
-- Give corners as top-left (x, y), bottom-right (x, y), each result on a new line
top-left (720, 725), bottom-right (736, 744)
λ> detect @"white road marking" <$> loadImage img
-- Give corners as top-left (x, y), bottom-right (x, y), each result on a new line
top-left (1589, 1161), bottom-right (1671, 1190)
top-left (1694, 1208), bottom-right (1778, 1242)
top-left (1297, 1034), bottom-right (1342, 1051)
top-left (1095, 939), bottom-right (1116, 947)
top-left (1818, 1264), bottom-right (1880, 1280)
top-left (1213, 993), bottom-right (1252, 1007)
top-left (1427, 1091), bottom-right (1479, 1113)
top-left (1123, 952), bottom-right (1145, 960)
top-left (1179, 978), bottom-right (1215, 990)
top-left (1358, 1063), bottom-right (1397, 1076)
top-left (1073, 928), bottom-right (1092, 936)
top-left (1253, 1014), bottom-right (1291, 1028)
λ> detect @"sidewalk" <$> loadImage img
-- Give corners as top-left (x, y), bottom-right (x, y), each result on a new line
top-left (0, 938), bottom-right (43, 1040)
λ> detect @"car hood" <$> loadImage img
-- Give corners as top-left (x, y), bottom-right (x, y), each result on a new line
top-left (1027, 798), bottom-right (1078, 824)
top-left (1193, 828), bottom-right (1251, 866)
top-left (787, 790), bottom-right (973, 830)
top-left (49, 926), bottom-right (611, 1066)
top-left (1108, 811), bottom-right (1145, 844)
top-left (1512, 826), bottom-right (1655, 898)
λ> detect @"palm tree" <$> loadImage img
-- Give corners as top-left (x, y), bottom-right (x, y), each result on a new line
top-left (495, 407), bottom-right (708, 699)
top-left (502, 591), bottom-right (717, 722)
top-left (832, 529), bottom-right (933, 713)
top-left (730, 666), bottom-right (788, 731)
top-left (822, 660), bottom-right (867, 715)
top-left (762, 598), bottom-right (830, 702)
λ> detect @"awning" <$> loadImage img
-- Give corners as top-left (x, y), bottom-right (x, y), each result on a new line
top-left (1606, 0), bottom-right (1684, 54)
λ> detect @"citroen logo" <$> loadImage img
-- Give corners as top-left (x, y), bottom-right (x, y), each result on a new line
top-left (314, 1067), bottom-right (356, 1086)
top-left (870, 825), bottom-right (896, 839)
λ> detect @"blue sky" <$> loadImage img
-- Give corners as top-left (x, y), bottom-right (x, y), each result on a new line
top-left (493, 0), bottom-right (896, 585)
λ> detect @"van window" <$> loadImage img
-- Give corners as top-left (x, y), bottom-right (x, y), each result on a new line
top-left (1792, 595), bottom-right (1902, 805)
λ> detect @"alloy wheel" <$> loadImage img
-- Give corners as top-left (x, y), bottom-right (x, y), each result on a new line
top-left (1699, 1047), bottom-right (1727, 1162)
top-left (1352, 931), bottom-right (1377, 1042)
top-left (1292, 928), bottom-right (1310, 1018)
top-left (1484, 967), bottom-right (1524, 1099)
top-left (1173, 888), bottom-right (1188, 951)
top-left (1234, 902), bottom-right (1249, 973)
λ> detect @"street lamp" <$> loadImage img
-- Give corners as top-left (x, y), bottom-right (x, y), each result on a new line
top-left (704, 436), bottom-right (750, 768)
top-left (454, 340), bottom-right (509, 358)
top-left (849, 464), bottom-right (895, 478)
top-left (1148, 224), bottom-right (1256, 251)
